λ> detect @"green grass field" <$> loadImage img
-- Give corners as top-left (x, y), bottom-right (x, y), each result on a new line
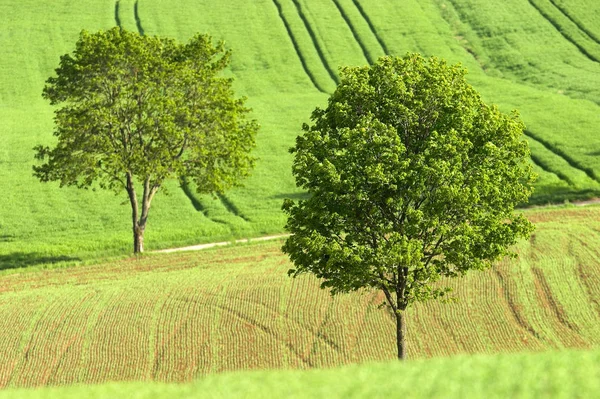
top-left (1, 348), bottom-right (599, 398)
top-left (2, 0), bottom-right (600, 266)
top-left (0, 206), bottom-right (599, 389)
top-left (2, 2), bottom-right (600, 394)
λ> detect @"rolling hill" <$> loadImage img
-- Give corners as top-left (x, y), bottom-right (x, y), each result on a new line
top-left (1, 0), bottom-right (600, 265)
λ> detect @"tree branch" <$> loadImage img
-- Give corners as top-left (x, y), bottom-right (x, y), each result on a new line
top-left (126, 172), bottom-right (138, 227)
top-left (380, 284), bottom-right (397, 314)
top-left (174, 136), bottom-right (188, 160)
top-left (421, 233), bottom-right (446, 269)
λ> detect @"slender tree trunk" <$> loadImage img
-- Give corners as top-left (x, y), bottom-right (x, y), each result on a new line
top-left (395, 265), bottom-right (408, 360)
top-left (380, 282), bottom-right (407, 361)
top-left (395, 310), bottom-right (406, 360)
top-left (126, 173), bottom-right (158, 254)
top-left (133, 223), bottom-right (145, 253)
top-left (126, 173), bottom-right (140, 253)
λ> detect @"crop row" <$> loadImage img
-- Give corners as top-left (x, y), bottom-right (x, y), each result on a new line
top-left (2, 208), bottom-right (600, 388)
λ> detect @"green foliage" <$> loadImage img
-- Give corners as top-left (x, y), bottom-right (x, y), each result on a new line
top-left (35, 27), bottom-right (257, 194)
top-left (283, 54), bottom-right (535, 357)
top-left (33, 27), bottom-right (258, 251)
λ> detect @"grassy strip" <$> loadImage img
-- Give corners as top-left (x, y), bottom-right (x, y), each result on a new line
top-left (524, 133), bottom-right (600, 189)
top-left (0, 348), bottom-right (599, 398)
top-left (553, 0), bottom-right (600, 43)
top-left (525, 129), bottom-right (600, 182)
top-left (331, 0), bottom-right (374, 64)
top-left (549, 0), bottom-right (600, 44)
top-left (351, 0), bottom-right (389, 55)
top-left (441, 0), bottom-right (600, 104)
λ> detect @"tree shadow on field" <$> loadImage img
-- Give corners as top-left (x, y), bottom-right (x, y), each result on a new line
top-left (0, 235), bottom-right (15, 242)
top-left (271, 192), bottom-right (311, 201)
top-left (524, 187), bottom-right (600, 207)
top-left (0, 252), bottom-right (81, 271)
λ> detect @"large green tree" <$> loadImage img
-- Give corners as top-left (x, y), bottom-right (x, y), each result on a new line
top-left (34, 28), bottom-right (258, 253)
top-left (282, 54), bottom-right (535, 360)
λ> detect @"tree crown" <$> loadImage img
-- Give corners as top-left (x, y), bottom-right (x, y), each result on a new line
top-left (283, 54), bottom-right (534, 306)
top-left (35, 27), bottom-right (258, 195)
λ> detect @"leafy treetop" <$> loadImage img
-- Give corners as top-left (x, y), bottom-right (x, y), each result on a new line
top-left (35, 28), bottom-right (258, 252)
top-left (283, 53), bottom-right (535, 358)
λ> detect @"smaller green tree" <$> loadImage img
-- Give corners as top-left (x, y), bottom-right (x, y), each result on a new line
top-left (283, 54), bottom-right (535, 360)
top-left (34, 28), bottom-right (258, 253)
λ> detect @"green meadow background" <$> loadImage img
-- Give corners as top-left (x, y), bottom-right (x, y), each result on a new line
top-left (2, 0), bottom-right (600, 265)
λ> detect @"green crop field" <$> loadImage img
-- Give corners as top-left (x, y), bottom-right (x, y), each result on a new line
top-left (0, 206), bottom-right (599, 389)
top-left (1, 0), bottom-right (600, 265)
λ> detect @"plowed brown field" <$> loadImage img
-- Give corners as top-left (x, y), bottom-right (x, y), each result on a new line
top-left (1, 206), bottom-right (600, 389)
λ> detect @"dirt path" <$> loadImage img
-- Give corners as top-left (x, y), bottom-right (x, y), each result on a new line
top-left (154, 234), bottom-right (290, 254)
top-left (527, 197), bottom-right (600, 210)
top-left (154, 198), bottom-right (600, 254)
top-left (572, 198), bottom-right (600, 206)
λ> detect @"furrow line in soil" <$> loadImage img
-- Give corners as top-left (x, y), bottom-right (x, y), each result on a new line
top-left (188, 285), bottom-right (327, 356)
top-left (574, 237), bottom-right (600, 319)
top-left (524, 130), bottom-right (600, 183)
top-left (307, 298), bottom-right (341, 362)
top-left (351, 0), bottom-right (389, 55)
top-left (331, 0), bottom-right (373, 64)
top-left (492, 268), bottom-right (544, 342)
top-left (215, 300), bottom-right (313, 368)
top-left (531, 267), bottom-right (584, 339)
top-left (290, 0), bottom-right (340, 85)
top-left (149, 288), bottom-right (173, 380)
top-left (271, 0), bottom-right (329, 94)
top-left (527, 0), bottom-right (600, 63)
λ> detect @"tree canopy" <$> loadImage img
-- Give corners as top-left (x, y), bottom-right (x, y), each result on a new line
top-left (34, 28), bottom-right (258, 252)
top-left (282, 54), bottom-right (535, 359)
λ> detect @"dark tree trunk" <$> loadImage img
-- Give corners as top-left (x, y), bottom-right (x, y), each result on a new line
top-left (395, 310), bottom-right (406, 360)
top-left (380, 281), bottom-right (407, 361)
